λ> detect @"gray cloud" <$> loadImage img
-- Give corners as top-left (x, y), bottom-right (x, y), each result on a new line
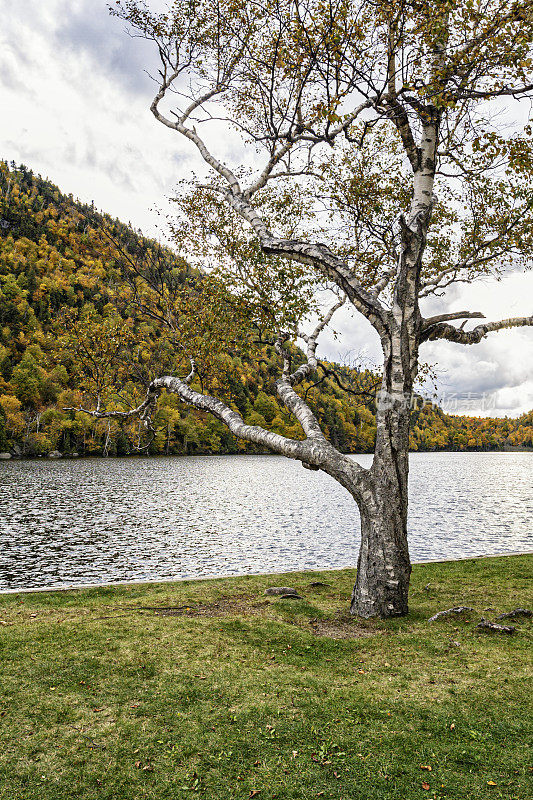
top-left (1, 139), bottom-right (46, 168)
top-left (53, 0), bottom-right (157, 96)
top-left (0, 56), bottom-right (32, 96)
top-left (420, 331), bottom-right (533, 416)
top-left (434, 354), bottom-right (526, 396)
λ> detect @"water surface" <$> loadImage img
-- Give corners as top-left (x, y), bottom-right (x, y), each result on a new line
top-left (0, 452), bottom-right (531, 590)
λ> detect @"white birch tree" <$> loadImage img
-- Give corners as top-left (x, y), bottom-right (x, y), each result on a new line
top-left (82, 0), bottom-right (533, 617)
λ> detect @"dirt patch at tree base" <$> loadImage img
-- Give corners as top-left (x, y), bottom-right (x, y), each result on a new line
top-left (139, 597), bottom-right (270, 618)
top-left (308, 615), bottom-right (379, 640)
top-left (138, 599), bottom-right (381, 639)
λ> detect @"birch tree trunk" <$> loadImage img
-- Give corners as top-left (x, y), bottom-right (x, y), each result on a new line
top-left (350, 137), bottom-right (429, 616)
top-left (351, 338), bottom-right (415, 617)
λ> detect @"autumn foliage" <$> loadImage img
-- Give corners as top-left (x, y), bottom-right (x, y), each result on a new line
top-left (0, 162), bottom-right (531, 457)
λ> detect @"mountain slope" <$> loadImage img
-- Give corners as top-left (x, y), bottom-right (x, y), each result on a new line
top-left (0, 162), bottom-right (531, 457)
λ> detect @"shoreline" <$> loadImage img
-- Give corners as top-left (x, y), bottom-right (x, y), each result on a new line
top-left (1, 549), bottom-right (532, 596)
top-left (1, 446), bottom-right (532, 463)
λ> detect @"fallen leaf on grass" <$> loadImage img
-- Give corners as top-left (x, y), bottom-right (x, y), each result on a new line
top-left (133, 761), bottom-right (153, 772)
top-left (420, 765), bottom-right (432, 771)
top-left (249, 791), bottom-right (261, 798)
top-left (487, 781), bottom-right (497, 786)
top-left (422, 782), bottom-right (430, 790)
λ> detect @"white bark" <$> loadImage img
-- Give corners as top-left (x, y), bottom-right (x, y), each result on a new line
top-left (421, 315), bottom-right (533, 344)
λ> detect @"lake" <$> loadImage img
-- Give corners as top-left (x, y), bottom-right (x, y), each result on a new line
top-left (0, 452), bottom-right (531, 591)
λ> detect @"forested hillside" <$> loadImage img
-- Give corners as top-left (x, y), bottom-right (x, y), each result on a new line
top-left (0, 162), bottom-right (531, 458)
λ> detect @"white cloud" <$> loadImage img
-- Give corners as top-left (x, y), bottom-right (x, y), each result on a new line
top-left (0, 0), bottom-right (189, 237)
top-left (419, 273), bottom-right (533, 416)
top-left (1, 0), bottom-right (532, 417)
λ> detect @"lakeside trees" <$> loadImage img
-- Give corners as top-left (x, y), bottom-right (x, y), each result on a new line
top-left (91, 0), bottom-right (533, 618)
top-left (1, 163), bottom-right (531, 458)
top-left (0, 164), bottom-right (377, 456)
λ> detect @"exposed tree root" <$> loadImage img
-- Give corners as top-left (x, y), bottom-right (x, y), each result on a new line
top-left (476, 618), bottom-right (516, 634)
top-left (496, 608), bottom-right (532, 620)
top-left (428, 607), bottom-right (474, 622)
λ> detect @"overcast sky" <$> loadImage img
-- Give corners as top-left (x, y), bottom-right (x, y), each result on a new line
top-left (2, 0), bottom-right (533, 417)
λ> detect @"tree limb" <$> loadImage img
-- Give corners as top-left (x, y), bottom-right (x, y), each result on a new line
top-left (294, 297), bottom-right (345, 384)
top-left (421, 315), bottom-right (533, 344)
top-left (421, 311), bottom-right (485, 331)
top-left (67, 371), bottom-right (369, 492)
top-left (273, 297), bottom-right (345, 440)
top-left (149, 68), bottom-right (388, 335)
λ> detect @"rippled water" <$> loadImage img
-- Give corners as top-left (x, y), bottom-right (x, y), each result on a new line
top-left (0, 452), bottom-right (531, 590)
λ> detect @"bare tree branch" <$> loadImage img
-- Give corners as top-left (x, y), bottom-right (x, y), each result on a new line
top-left (67, 372), bottom-right (367, 489)
top-left (421, 311), bottom-right (485, 331)
top-left (274, 297), bottom-right (345, 440)
top-left (421, 315), bottom-right (533, 344)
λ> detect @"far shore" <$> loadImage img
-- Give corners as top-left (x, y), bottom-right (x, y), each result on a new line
top-left (1, 446), bottom-right (532, 463)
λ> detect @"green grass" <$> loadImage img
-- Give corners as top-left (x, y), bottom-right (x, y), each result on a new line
top-left (0, 555), bottom-right (531, 800)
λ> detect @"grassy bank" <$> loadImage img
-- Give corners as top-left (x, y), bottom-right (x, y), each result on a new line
top-left (0, 556), bottom-right (531, 800)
